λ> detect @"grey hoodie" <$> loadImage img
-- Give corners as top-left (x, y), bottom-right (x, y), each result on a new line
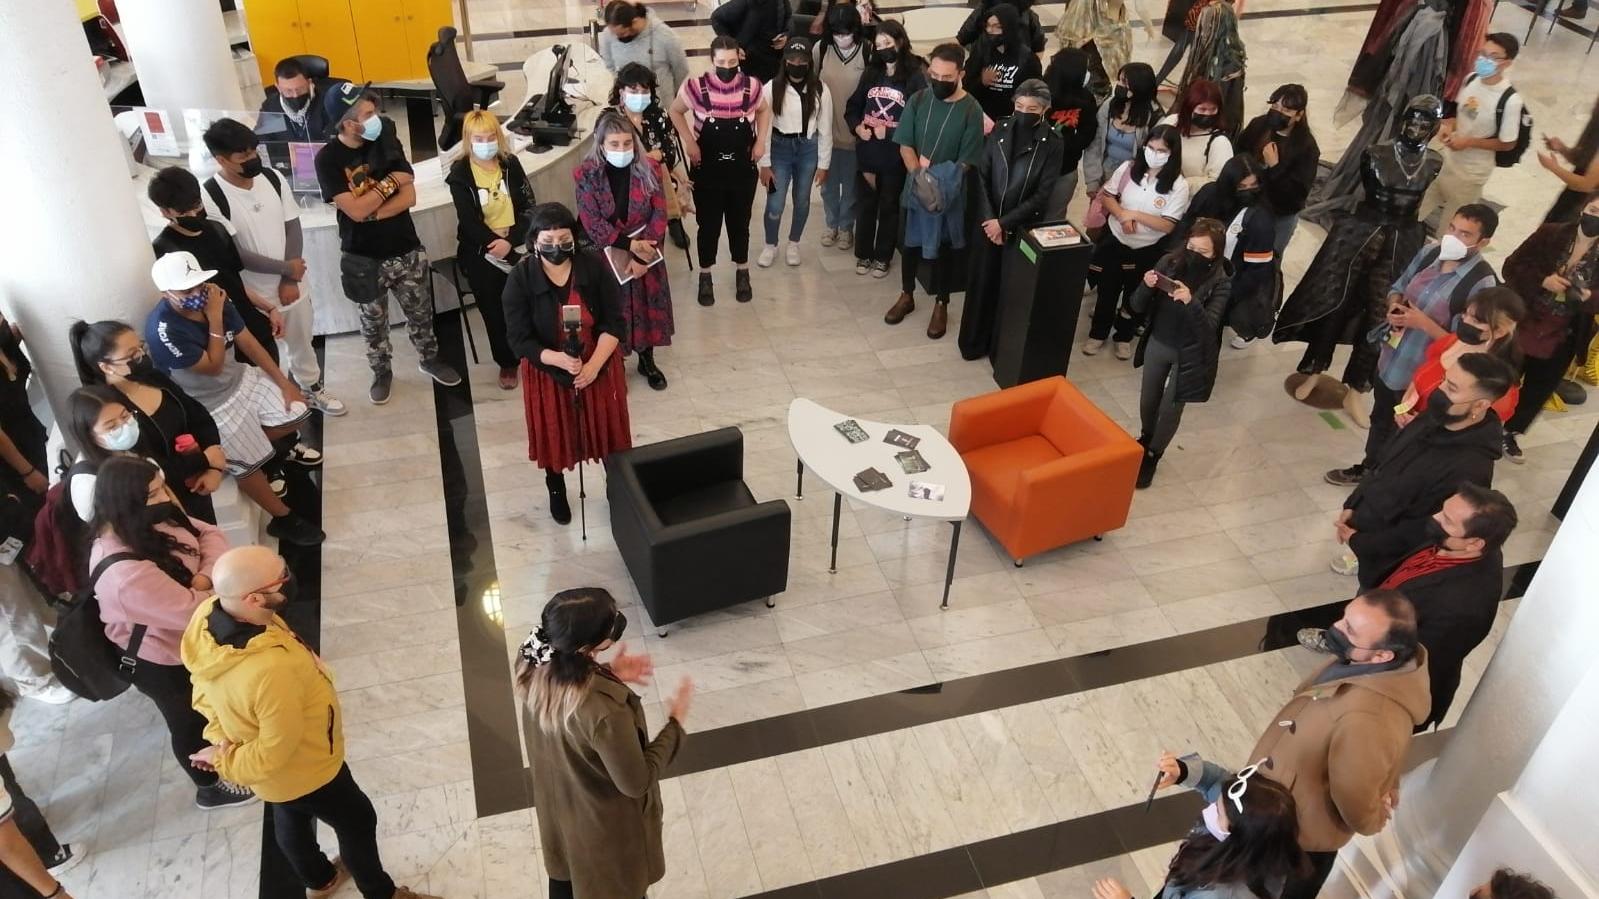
top-left (597, 11), bottom-right (691, 108)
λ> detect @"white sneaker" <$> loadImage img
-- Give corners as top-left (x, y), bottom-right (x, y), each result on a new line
top-left (757, 244), bottom-right (778, 268)
top-left (1330, 549), bottom-right (1359, 576)
top-left (1230, 335), bottom-right (1251, 349)
top-left (305, 384), bottom-right (348, 416)
top-left (1114, 341), bottom-right (1133, 361)
top-left (1082, 338), bottom-right (1106, 356)
top-left (837, 230), bottom-right (855, 251)
top-left (785, 242), bottom-right (801, 266)
top-left (819, 228), bottom-right (838, 247)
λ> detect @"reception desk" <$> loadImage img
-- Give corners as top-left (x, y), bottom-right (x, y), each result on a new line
top-left (135, 106), bottom-right (599, 336)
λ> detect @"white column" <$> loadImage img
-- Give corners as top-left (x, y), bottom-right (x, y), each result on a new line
top-left (118, 0), bottom-right (246, 126)
top-left (0, 1), bottom-right (157, 418)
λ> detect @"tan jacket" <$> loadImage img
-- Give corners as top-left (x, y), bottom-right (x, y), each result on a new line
top-left (526, 671), bottom-right (683, 899)
top-left (1247, 648), bottom-right (1431, 852)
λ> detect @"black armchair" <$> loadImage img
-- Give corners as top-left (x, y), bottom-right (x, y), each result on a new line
top-left (427, 26), bottom-right (505, 150)
top-left (606, 428), bottom-right (791, 634)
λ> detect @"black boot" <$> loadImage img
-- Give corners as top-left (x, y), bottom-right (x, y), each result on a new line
top-left (637, 347), bottom-right (668, 391)
top-left (669, 218), bottom-right (690, 249)
top-left (546, 470), bottom-right (572, 524)
top-left (697, 272), bottom-right (715, 306)
top-left (1136, 449), bottom-right (1161, 489)
top-left (735, 267), bottom-right (753, 303)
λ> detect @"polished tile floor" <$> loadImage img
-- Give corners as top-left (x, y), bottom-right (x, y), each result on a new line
top-left (4, 0), bottom-right (1596, 896)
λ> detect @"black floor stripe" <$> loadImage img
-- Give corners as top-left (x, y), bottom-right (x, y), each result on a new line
top-left (745, 729), bottom-right (1451, 899)
top-left (259, 337), bottom-right (329, 899)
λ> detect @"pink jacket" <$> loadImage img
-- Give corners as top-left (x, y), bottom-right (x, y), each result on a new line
top-left (89, 519), bottom-right (228, 667)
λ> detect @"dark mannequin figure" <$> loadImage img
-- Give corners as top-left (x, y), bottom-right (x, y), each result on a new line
top-left (1273, 95), bottom-right (1443, 426)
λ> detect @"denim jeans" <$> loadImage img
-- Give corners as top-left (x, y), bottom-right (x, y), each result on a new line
top-left (820, 146), bottom-right (858, 232)
top-left (764, 133), bottom-right (820, 245)
top-left (1272, 213), bottom-right (1299, 257)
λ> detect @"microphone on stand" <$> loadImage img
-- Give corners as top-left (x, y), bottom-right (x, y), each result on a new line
top-left (561, 303), bottom-right (582, 361)
top-left (560, 301), bottom-right (589, 541)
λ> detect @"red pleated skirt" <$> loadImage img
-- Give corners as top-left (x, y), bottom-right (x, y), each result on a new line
top-left (521, 356), bottom-right (631, 472)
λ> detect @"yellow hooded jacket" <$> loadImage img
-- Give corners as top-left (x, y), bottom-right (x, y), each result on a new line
top-left (180, 596), bottom-right (345, 802)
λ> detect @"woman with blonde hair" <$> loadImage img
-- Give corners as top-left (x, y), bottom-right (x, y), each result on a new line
top-left (516, 588), bottom-right (692, 899)
top-left (575, 109), bottom-right (674, 390)
top-left (446, 108), bottom-right (537, 390)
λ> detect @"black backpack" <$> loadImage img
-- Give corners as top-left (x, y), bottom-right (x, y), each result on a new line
top-left (49, 552), bottom-right (148, 701)
top-left (202, 167), bottom-right (283, 220)
top-left (1465, 75), bottom-right (1533, 168)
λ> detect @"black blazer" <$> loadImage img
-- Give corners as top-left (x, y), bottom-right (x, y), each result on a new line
top-left (501, 249), bottom-right (624, 385)
top-left (446, 155), bottom-right (536, 258)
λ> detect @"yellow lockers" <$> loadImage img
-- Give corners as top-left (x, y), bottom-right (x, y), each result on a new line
top-left (245, 0), bottom-right (452, 85)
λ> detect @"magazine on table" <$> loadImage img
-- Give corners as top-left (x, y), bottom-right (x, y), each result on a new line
top-left (834, 419), bottom-right (869, 443)
top-left (895, 450), bottom-right (929, 474)
top-left (908, 480), bottom-right (945, 501)
top-left (853, 468), bottom-right (892, 492)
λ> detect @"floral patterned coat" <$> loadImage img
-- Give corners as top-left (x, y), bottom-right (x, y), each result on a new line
top-left (574, 157), bottom-right (674, 351)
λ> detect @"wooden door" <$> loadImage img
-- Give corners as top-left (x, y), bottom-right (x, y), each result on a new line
top-left (403, 0), bottom-right (455, 80)
top-left (298, 0), bottom-right (363, 82)
top-left (348, 0), bottom-right (413, 83)
top-left (242, 0), bottom-right (306, 85)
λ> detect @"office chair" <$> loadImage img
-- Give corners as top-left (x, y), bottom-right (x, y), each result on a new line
top-left (427, 26), bottom-right (505, 150)
top-left (287, 54), bottom-right (331, 80)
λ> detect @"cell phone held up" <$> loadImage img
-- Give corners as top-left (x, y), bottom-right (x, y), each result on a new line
top-left (1151, 271), bottom-right (1178, 294)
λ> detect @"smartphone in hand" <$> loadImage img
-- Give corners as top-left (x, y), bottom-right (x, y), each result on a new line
top-left (1151, 272), bottom-right (1178, 293)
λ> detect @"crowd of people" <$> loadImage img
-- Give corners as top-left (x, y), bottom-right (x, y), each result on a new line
top-left (1, 2), bottom-right (1595, 897)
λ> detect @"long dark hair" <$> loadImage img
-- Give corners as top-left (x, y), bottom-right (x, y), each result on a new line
top-left (1110, 62), bottom-right (1160, 128)
top-left (1194, 152), bottom-right (1264, 223)
top-left (1131, 124), bottom-right (1184, 194)
top-left (91, 456), bottom-right (200, 587)
top-left (69, 319), bottom-right (135, 386)
top-left (1464, 286), bottom-right (1527, 375)
top-left (866, 20), bottom-right (921, 82)
top-left (975, 3), bottom-right (1025, 65)
top-left (819, 3), bottom-right (863, 60)
top-left (1043, 46), bottom-right (1095, 114)
top-left (1251, 83), bottom-right (1315, 156)
top-left (1166, 773), bottom-right (1309, 898)
top-left (64, 385), bottom-right (142, 465)
top-left (772, 40), bottom-right (822, 133)
top-left (514, 587), bottom-right (623, 731)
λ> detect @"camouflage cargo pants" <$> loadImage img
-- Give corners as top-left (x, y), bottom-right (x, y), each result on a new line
top-left (358, 248), bottom-right (438, 374)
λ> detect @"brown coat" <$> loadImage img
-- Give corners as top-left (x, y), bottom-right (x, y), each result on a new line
top-left (526, 671), bottom-right (684, 899)
top-left (1246, 648), bottom-right (1431, 853)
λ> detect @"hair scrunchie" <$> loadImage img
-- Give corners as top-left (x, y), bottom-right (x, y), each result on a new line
top-left (518, 626), bottom-right (555, 667)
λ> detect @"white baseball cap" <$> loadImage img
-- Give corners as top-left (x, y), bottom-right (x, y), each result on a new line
top-left (150, 251), bottom-right (216, 293)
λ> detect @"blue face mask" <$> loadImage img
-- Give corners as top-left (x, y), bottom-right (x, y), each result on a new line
top-left (471, 140), bottom-right (498, 160)
top-left (623, 92), bottom-right (651, 114)
top-left (605, 149), bottom-right (635, 168)
top-left (360, 115), bottom-right (382, 142)
top-left (1473, 55), bottom-right (1499, 78)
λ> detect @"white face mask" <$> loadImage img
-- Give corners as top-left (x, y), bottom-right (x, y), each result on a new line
top-left (1143, 147), bottom-right (1171, 168)
top-left (1201, 801), bottom-right (1230, 841)
top-left (1438, 233), bottom-right (1471, 262)
top-left (99, 417), bottom-right (141, 452)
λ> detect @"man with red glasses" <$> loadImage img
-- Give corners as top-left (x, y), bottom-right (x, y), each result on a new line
top-left (181, 546), bottom-right (439, 899)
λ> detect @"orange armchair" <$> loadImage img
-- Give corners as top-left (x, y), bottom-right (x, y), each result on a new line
top-left (949, 376), bottom-right (1142, 565)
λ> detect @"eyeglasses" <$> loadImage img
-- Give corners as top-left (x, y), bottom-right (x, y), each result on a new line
top-left (1227, 757), bottom-right (1271, 814)
top-left (105, 342), bottom-right (148, 366)
top-left (246, 570), bottom-right (290, 597)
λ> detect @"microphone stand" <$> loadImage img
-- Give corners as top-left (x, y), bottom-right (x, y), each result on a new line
top-left (563, 321), bottom-right (589, 542)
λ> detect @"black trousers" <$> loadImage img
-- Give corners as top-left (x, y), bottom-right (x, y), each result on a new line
top-left (1281, 849), bottom-right (1338, 899)
top-left (273, 764), bottom-right (396, 899)
top-left (691, 162), bottom-right (758, 268)
top-left (1088, 237), bottom-right (1165, 342)
top-left (958, 237), bottom-right (1008, 361)
top-left (0, 755), bottom-right (61, 862)
top-left (855, 168), bottom-right (906, 265)
top-left (900, 252), bottom-right (953, 302)
top-left (1506, 344), bottom-right (1576, 434)
top-left (128, 658), bottom-right (217, 788)
top-left (457, 250), bottom-right (519, 370)
top-left (1359, 379), bottom-right (1403, 469)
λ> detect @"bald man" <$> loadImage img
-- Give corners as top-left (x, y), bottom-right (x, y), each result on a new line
top-left (180, 546), bottom-right (440, 899)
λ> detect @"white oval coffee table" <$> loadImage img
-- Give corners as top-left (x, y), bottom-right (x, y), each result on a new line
top-left (786, 398), bottom-right (972, 609)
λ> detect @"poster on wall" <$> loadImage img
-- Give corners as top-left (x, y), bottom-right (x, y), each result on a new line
top-left (138, 108), bottom-right (179, 157)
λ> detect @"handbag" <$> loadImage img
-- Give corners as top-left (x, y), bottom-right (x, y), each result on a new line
top-left (910, 102), bottom-right (957, 213)
top-left (1084, 163), bottom-right (1133, 232)
top-left (339, 252), bottom-right (383, 303)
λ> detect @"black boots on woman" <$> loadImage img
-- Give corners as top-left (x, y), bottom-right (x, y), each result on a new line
top-left (637, 347), bottom-right (668, 391)
top-left (1135, 435), bottom-right (1161, 489)
top-left (546, 470), bottom-right (572, 524)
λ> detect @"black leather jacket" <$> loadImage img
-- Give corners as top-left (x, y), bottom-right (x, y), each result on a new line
top-left (973, 118), bottom-right (1063, 235)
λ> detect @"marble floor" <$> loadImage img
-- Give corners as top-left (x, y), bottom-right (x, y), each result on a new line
top-left (4, 1), bottom-right (1596, 897)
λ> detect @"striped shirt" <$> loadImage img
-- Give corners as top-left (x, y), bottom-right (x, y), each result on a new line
top-left (677, 72), bottom-right (766, 135)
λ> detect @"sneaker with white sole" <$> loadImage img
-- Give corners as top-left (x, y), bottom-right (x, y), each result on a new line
top-left (286, 443), bottom-right (323, 467)
top-left (819, 228), bottom-right (837, 247)
top-left (785, 242), bottom-right (800, 266)
top-left (1082, 338), bottom-right (1106, 356)
top-left (196, 779), bottom-right (258, 810)
top-left (1330, 549), bottom-right (1359, 576)
top-left (855, 259), bottom-right (870, 275)
top-left (418, 358), bottom-right (462, 386)
top-left (1113, 341), bottom-right (1133, 361)
top-left (757, 244), bottom-right (779, 267)
top-left (43, 844), bottom-right (83, 875)
top-left (369, 370), bottom-right (393, 405)
top-left (269, 473), bottom-right (288, 497)
top-left (1503, 431), bottom-right (1526, 464)
top-left (871, 261), bottom-right (890, 278)
top-left (1230, 334), bottom-right (1251, 349)
top-left (837, 230), bottom-right (854, 251)
top-left (303, 384), bottom-right (348, 416)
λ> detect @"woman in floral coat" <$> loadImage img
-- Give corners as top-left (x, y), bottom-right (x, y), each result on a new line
top-left (574, 109), bottom-right (675, 390)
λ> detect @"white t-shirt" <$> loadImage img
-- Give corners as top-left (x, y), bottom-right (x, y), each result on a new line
top-left (1446, 76), bottom-right (1522, 181)
top-left (759, 83), bottom-right (834, 171)
top-left (1106, 161), bottom-right (1193, 249)
top-left (200, 174), bottom-right (303, 300)
top-left (1158, 114), bottom-right (1232, 190)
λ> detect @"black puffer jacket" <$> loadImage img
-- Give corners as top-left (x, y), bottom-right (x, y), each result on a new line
top-left (972, 118), bottom-right (1063, 232)
top-left (1128, 251), bottom-right (1232, 403)
top-left (1344, 413), bottom-right (1503, 537)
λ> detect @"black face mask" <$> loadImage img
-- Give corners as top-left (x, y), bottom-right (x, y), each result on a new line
top-left (1184, 249), bottom-right (1214, 270)
top-left (238, 157), bottom-right (265, 179)
top-left (786, 64), bottom-right (810, 82)
top-left (1581, 213), bottom-right (1599, 238)
top-left (1015, 111), bottom-right (1042, 129)
top-left (714, 65), bottom-right (740, 82)
top-left (174, 212), bottom-right (207, 231)
top-left (536, 242), bottom-right (576, 264)
top-left (1426, 387), bottom-right (1472, 425)
top-left (1454, 319), bottom-right (1487, 345)
top-left (616, 29), bottom-right (638, 43)
top-left (126, 354), bottom-right (156, 379)
top-left (874, 47), bottom-right (897, 65)
top-left (1305, 626), bottom-right (1357, 664)
top-left (1265, 109), bottom-right (1292, 131)
top-left (141, 502), bottom-right (186, 529)
top-left (281, 93), bottom-right (311, 113)
top-left (1424, 517), bottom-right (1450, 546)
top-left (1190, 112), bottom-right (1217, 130)
top-left (930, 79), bottom-right (957, 100)
top-left (1235, 186), bottom-right (1262, 206)
top-left (1112, 84), bottom-right (1129, 102)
